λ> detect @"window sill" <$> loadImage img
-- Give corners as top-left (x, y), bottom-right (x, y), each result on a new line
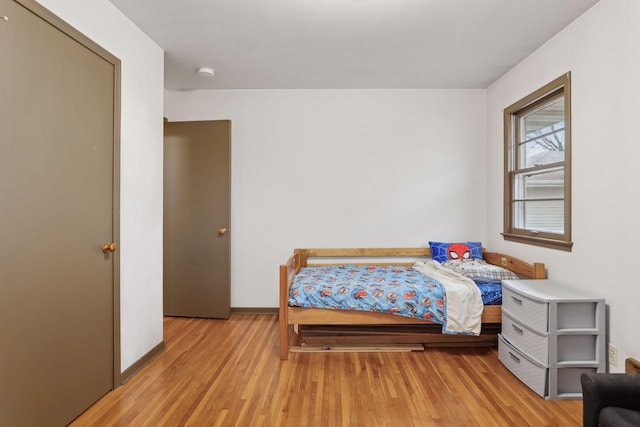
top-left (502, 232), bottom-right (573, 252)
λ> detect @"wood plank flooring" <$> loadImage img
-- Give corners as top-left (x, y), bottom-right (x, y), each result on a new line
top-left (70, 315), bottom-right (582, 426)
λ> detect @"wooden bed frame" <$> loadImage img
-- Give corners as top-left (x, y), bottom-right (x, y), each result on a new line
top-left (279, 248), bottom-right (546, 360)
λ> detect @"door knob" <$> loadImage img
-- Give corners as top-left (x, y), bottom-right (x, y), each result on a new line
top-left (102, 243), bottom-right (117, 253)
top-left (218, 227), bottom-right (228, 236)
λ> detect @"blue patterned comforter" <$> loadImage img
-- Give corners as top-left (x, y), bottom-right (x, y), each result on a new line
top-left (289, 265), bottom-right (447, 325)
top-left (477, 282), bottom-right (502, 305)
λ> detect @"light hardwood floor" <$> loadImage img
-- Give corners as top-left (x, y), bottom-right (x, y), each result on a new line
top-left (71, 315), bottom-right (582, 426)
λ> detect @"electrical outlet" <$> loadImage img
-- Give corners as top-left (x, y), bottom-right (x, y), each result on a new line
top-left (608, 344), bottom-right (618, 366)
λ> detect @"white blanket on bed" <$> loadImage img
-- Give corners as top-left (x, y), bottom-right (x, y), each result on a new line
top-left (412, 260), bottom-right (483, 335)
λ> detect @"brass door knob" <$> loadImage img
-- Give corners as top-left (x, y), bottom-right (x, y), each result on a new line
top-left (102, 243), bottom-right (117, 253)
top-left (218, 227), bottom-right (228, 236)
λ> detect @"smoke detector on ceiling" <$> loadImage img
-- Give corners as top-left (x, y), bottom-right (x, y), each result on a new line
top-left (197, 67), bottom-right (215, 78)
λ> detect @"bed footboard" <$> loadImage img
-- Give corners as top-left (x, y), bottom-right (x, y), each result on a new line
top-left (483, 251), bottom-right (546, 279)
top-left (279, 252), bottom-right (301, 360)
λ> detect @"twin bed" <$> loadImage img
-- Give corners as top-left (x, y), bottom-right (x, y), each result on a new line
top-left (279, 247), bottom-right (545, 359)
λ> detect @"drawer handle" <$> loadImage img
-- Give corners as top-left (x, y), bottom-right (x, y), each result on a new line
top-left (512, 324), bottom-right (524, 334)
top-left (511, 295), bottom-right (523, 305)
top-left (508, 351), bottom-right (521, 363)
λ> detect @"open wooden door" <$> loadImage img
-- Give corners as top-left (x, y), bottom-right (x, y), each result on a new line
top-left (164, 120), bottom-right (231, 319)
top-left (0, 0), bottom-right (119, 425)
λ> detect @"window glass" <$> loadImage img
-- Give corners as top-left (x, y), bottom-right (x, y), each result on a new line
top-left (520, 97), bottom-right (565, 168)
top-left (513, 168), bottom-right (565, 233)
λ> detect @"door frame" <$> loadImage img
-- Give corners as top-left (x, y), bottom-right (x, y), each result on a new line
top-left (16, 0), bottom-right (122, 387)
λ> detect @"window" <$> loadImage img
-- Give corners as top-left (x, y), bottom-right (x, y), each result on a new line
top-left (503, 73), bottom-right (572, 251)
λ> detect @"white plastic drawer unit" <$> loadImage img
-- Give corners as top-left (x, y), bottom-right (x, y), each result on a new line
top-left (502, 309), bottom-right (549, 365)
top-left (502, 286), bottom-right (548, 333)
top-left (499, 279), bottom-right (605, 400)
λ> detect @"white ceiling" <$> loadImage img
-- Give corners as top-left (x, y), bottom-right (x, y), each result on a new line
top-left (108, 0), bottom-right (599, 90)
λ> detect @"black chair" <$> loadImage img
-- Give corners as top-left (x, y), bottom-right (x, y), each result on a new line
top-left (581, 372), bottom-right (640, 427)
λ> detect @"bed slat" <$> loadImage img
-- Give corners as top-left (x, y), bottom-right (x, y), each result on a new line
top-left (300, 247), bottom-right (431, 258)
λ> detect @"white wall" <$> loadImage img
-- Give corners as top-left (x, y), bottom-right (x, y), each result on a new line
top-left (486, 0), bottom-right (640, 371)
top-left (36, 0), bottom-right (165, 371)
top-left (165, 89), bottom-right (486, 308)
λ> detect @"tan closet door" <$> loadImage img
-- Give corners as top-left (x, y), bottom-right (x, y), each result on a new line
top-left (0, 1), bottom-right (118, 425)
top-left (164, 120), bottom-right (231, 319)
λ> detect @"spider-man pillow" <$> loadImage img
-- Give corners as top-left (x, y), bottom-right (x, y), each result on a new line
top-left (429, 241), bottom-right (483, 263)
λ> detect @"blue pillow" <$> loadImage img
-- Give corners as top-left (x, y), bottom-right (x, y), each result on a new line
top-left (429, 241), bottom-right (483, 263)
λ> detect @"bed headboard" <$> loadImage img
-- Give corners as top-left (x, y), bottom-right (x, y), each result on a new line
top-left (293, 247), bottom-right (546, 280)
